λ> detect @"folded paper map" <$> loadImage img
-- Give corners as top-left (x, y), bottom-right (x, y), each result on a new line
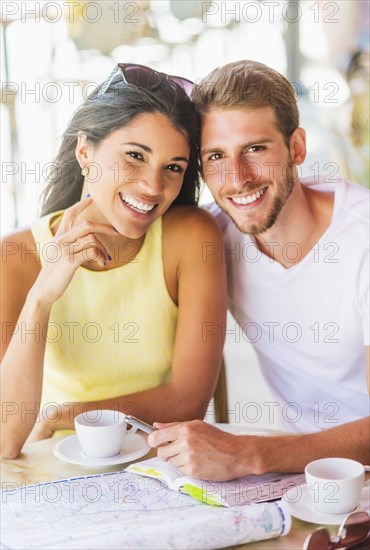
top-left (126, 457), bottom-right (306, 507)
top-left (1, 470), bottom-right (292, 549)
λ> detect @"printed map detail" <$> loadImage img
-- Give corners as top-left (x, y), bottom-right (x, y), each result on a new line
top-left (1, 471), bottom-right (289, 549)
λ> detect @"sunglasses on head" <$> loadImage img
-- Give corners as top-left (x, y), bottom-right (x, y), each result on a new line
top-left (303, 511), bottom-right (370, 550)
top-left (99, 63), bottom-right (194, 96)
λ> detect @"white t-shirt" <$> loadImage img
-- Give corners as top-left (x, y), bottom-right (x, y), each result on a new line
top-left (207, 177), bottom-right (370, 432)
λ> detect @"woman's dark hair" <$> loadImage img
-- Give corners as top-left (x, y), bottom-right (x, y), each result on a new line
top-left (41, 75), bottom-right (200, 216)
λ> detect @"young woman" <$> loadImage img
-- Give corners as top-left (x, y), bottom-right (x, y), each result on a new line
top-left (1, 64), bottom-right (227, 458)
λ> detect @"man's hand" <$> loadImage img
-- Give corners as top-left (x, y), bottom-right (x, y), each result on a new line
top-left (148, 417), bottom-right (370, 480)
top-left (148, 419), bottom-right (262, 481)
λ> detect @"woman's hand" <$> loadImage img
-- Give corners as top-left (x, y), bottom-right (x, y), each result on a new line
top-left (33, 197), bottom-right (117, 305)
top-left (25, 403), bottom-right (75, 444)
top-left (25, 418), bottom-right (56, 444)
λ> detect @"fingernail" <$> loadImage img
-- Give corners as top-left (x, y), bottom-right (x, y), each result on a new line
top-left (108, 255), bottom-right (112, 261)
top-left (85, 193), bottom-right (90, 198)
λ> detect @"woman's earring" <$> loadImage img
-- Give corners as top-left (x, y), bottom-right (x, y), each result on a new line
top-left (81, 166), bottom-right (90, 177)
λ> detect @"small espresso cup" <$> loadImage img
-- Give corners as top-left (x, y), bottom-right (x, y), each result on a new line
top-left (74, 409), bottom-right (136, 458)
top-left (305, 457), bottom-right (369, 514)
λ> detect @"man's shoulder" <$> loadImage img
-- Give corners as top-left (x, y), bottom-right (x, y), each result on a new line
top-left (301, 174), bottom-right (368, 193)
top-left (334, 178), bottom-right (369, 227)
top-left (302, 176), bottom-right (369, 224)
top-left (338, 178), bottom-right (369, 222)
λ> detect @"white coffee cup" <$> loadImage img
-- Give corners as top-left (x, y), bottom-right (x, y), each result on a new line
top-left (74, 409), bottom-right (136, 458)
top-left (305, 457), bottom-right (370, 514)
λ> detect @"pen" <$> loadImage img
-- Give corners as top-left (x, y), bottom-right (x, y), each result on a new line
top-left (123, 415), bottom-right (156, 434)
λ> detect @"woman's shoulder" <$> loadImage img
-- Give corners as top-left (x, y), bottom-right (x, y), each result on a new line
top-left (1, 226), bottom-right (38, 254)
top-left (163, 205), bottom-right (222, 241)
top-left (162, 206), bottom-right (224, 276)
top-left (1, 227), bottom-right (41, 281)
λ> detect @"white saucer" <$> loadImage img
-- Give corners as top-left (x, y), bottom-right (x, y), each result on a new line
top-left (282, 484), bottom-right (361, 525)
top-left (212, 423), bottom-right (281, 436)
top-left (53, 433), bottom-right (150, 466)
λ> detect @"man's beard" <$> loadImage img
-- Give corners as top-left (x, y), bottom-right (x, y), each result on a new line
top-left (216, 167), bottom-right (296, 236)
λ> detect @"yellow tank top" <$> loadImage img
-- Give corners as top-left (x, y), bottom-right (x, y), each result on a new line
top-left (31, 212), bottom-right (178, 407)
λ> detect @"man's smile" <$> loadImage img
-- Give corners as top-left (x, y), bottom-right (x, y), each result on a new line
top-left (228, 186), bottom-right (268, 207)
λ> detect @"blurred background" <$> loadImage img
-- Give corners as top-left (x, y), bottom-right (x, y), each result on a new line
top-left (1, 0), bottom-right (369, 428)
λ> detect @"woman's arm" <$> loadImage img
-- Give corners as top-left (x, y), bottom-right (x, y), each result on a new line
top-left (1, 199), bottom-right (117, 457)
top-left (28, 207), bottom-right (228, 436)
top-left (0, 229), bottom-right (46, 457)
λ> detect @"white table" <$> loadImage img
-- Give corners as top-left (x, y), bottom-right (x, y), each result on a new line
top-left (0, 430), bottom-right (335, 549)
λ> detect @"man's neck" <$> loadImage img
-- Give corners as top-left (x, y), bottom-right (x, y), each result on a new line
top-left (254, 181), bottom-right (335, 268)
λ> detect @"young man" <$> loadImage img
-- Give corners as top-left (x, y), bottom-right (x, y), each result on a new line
top-left (148, 60), bottom-right (370, 481)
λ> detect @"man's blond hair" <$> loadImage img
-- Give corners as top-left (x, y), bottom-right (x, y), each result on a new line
top-left (192, 60), bottom-right (299, 146)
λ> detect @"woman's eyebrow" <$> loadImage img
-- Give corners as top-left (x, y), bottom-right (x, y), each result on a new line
top-left (171, 156), bottom-right (189, 163)
top-left (122, 141), bottom-right (152, 153)
top-left (122, 142), bottom-right (189, 163)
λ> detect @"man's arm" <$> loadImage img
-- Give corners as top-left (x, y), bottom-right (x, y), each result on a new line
top-left (148, 416), bottom-right (370, 481)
